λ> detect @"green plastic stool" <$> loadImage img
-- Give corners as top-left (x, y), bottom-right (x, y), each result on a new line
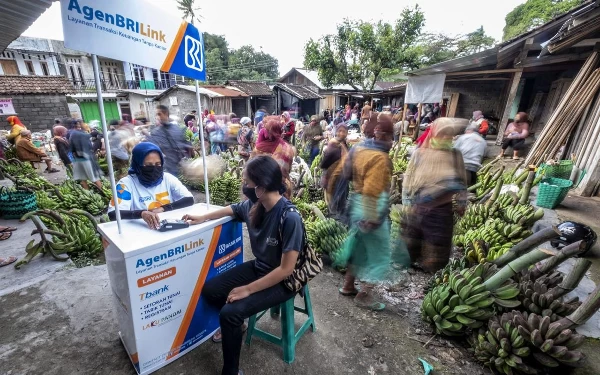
top-left (245, 284), bottom-right (315, 363)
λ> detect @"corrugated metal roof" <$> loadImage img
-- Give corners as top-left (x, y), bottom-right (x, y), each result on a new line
top-left (275, 83), bottom-right (322, 100)
top-left (407, 47), bottom-right (499, 76)
top-left (226, 81), bottom-right (273, 96)
top-left (0, 75), bottom-right (73, 94)
top-left (0, 0), bottom-right (54, 53)
top-left (202, 85), bottom-right (248, 97)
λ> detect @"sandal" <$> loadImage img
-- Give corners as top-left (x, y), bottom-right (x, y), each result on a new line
top-left (0, 232), bottom-right (12, 241)
top-left (512, 156), bottom-right (520, 160)
top-left (0, 226), bottom-right (17, 233)
top-left (211, 323), bottom-right (248, 343)
top-left (339, 287), bottom-right (360, 296)
top-left (0, 256), bottom-right (17, 267)
top-left (46, 168), bottom-right (60, 173)
top-left (355, 300), bottom-right (386, 311)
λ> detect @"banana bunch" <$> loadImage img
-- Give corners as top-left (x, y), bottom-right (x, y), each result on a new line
top-left (425, 257), bottom-right (469, 292)
top-left (518, 272), bottom-right (580, 321)
top-left (503, 204), bottom-right (544, 226)
top-left (206, 171), bottom-right (242, 206)
top-left (57, 181), bottom-right (106, 215)
top-left (422, 263), bottom-right (520, 336)
top-left (513, 311), bottom-right (586, 368)
top-left (293, 200), bottom-right (316, 222)
top-left (16, 209), bottom-right (103, 269)
top-left (51, 212), bottom-right (102, 256)
top-left (306, 218), bottom-right (347, 255)
top-left (314, 200), bottom-right (328, 217)
top-left (310, 152), bottom-right (323, 178)
top-left (471, 312), bottom-right (538, 375)
top-left (465, 240), bottom-right (489, 265)
top-left (35, 190), bottom-right (59, 210)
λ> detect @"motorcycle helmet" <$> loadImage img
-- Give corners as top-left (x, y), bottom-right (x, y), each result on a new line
top-left (550, 221), bottom-right (597, 256)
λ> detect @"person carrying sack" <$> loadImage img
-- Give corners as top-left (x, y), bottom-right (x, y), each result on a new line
top-left (183, 155), bottom-right (320, 375)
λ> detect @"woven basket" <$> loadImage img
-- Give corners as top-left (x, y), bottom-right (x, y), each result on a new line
top-left (0, 187), bottom-right (38, 219)
top-left (538, 160), bottom-right (574, 180)
top-left (536, 178), bottom-right (573, 209)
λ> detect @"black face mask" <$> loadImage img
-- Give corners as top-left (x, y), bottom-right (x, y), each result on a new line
top-left (242, 185), bottom-right (259, 204)
top-left (139, 165), bottom-right (164, 186)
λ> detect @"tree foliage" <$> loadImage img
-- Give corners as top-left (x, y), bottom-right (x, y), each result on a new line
top-left (176, 0), bottom-right (202, 25)
top-left (503, 0), bottom-right (584, 41)
top-left (202, 34), bottom-right (279, 84)
top-left (303, 6), bottom-right (425, 91)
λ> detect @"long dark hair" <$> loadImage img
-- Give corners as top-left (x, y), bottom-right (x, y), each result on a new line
top-left (246, 155), bottom-right (285, 228)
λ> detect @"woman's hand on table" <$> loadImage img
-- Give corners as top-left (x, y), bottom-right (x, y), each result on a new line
top-left (182, 214), bottom-right (207, 225)
top-left (227, 286), bottom-right (251, 303)
top-left (152, 207), bottom-right (165, 213)
top-left (141, 211), bottom-right (161, 230)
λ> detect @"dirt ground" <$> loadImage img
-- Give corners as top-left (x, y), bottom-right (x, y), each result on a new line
top-left (0, 228), bottom-right (494, 375)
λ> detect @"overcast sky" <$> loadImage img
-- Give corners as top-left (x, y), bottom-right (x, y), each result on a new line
top-left (23, 0), bottom-right (525, 76)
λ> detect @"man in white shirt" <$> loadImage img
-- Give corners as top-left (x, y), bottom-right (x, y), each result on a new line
top-left (454, 124), bottom-right (487, 187)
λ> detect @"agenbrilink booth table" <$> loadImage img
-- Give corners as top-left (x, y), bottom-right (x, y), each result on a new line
top-left (98, 204), bottom-right (243, 375)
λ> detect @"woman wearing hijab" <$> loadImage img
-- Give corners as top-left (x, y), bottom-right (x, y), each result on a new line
top-left (16, 130), bottom-right (60, 173)
top-left (280, 111), bottom-right (295, 144)
top-left (6, 116), bottom-right (27, 145)
top-left (237, 117), bottom-right (254, 159)
top-left (107, 142), bottom-right (194, 228)
top-left (253, 116), bottom-right (295, 199)
top-left (53, 125), bottom-right (72, 175)
top-left (336, 114), bottom-right (396, 311)
top-left (402, 118), bottom-right (468, 272)
top-left (320, 123), bottom-right (348, 209)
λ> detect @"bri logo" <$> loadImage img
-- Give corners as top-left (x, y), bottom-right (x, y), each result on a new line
top-left (184, 35), bottom-right (204, 72)
top-left (139, 284), bottom-right (169, 301)
top-left (218, 237), bottom-right (242, 255)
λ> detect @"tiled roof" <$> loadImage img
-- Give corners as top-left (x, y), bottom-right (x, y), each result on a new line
top-left (275, 83), bottom-right (322, 100)
top-left (0, 75), bottom-right (74, 94)
top-left (227, 80), bottom-right (273, 96)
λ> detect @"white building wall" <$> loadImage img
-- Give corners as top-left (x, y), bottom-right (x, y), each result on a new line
top-left (0, 51), bottom-right (60, 76)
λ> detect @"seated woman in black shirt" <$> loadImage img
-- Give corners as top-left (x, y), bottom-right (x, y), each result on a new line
top-left (183, 155), bottom-right (304, 375)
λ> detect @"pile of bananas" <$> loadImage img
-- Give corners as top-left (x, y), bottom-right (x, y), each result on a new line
top-left (57, 180), bottom-right (106, 215)
top-left (454, 218), bottom-right (531, 260)
top-left (514, 311), bottom-right (586, 368)
top-left (425, 257), bottom-right (469, 292)
top-left (15, 209), bottom-right (103, 269)
top-left (35, 190), bottom-right (59, 210)
top-left (471, 312), bottom-right (538, 374)
top-left (471, 165), bottom-right (505, 198)
top-left (422, 263), bottom-right (521, 336)
top-left (518, 272), bottom-right (580, 322)
top-left (206, 171), bottom-right (242, 206)
top-left (306, 218), bottom-right (347, 255)
top-left (48, 209), bottom-right (103, 257)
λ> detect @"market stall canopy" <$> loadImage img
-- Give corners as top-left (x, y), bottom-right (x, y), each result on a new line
top-left (0, 0), bottom-right (53, 53)
top-left (275, 83), bottom-right (323, 100)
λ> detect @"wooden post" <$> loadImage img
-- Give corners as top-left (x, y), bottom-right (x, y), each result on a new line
top-left (495, 70), bottom-right (523, 145)
top-left (496, 37), bottom-right (534, 146)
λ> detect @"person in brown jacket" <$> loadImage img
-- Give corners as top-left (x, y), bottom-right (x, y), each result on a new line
top-left (16, 130), bottom-right (59, 173)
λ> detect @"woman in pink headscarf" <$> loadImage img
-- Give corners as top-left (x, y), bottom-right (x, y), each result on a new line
top-left (280, 111), bottom-right (295, 144)
top-left (53, 125), bottom-right (73, 174)
top-left (253, 116), bottom-right (296, 198)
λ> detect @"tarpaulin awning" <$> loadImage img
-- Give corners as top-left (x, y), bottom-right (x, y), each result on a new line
top-left (404, 74), bottom-right (446, 104)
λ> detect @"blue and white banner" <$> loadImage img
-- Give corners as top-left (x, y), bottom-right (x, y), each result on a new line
top-left (60, 0), bottom-right (205, 81)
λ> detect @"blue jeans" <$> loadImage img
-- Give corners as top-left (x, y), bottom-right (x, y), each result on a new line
top-left (202, 260), bottom-right (295, 375)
